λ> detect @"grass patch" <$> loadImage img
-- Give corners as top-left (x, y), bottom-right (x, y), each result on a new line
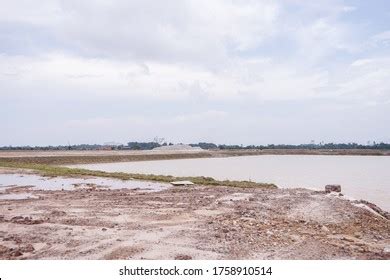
top-left (0, 160), bottom-right (277, 189)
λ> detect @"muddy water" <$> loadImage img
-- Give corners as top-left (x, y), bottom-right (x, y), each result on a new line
top-left (70, 155), bottom-right (390, 211)
top-left (0, 173), bottom-right (171, 197)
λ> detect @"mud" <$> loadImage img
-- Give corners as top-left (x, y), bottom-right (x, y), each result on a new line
top-left (0, 173), bottom-right (171, 192)
top-left (0, 174), bottom-right (389, 260)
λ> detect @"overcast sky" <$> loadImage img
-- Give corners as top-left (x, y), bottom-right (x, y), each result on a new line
top-left (1, 0), bottom-right (390, 146)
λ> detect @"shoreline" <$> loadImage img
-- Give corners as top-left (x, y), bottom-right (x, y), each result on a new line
top-left (0, 149), bottom-right (389, 166)
top-left (1, 166), bottom-right (388, 217)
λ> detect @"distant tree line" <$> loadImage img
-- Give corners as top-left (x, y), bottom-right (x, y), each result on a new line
top-left (216, 142), bottom-right (390, 150)
top-left (126, 142), bottom-right (164, 150)
top-left (189, 142), bottom-right (218, 149)
top-left (0, 144), bottom-right (104, 151)
top-left (1, 142), bottom-right (390, 151)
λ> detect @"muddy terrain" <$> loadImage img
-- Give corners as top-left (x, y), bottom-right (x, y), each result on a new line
top-left (1, 171), bottom-right (389, 260)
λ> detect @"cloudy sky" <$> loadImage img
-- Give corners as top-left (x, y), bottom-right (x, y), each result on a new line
top-left (1, 0), bottom-right (390, 146)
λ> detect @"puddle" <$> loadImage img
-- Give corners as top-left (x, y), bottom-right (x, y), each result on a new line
top-left (0, 173), bottom-right (171, 192)
top-left (0, 193), bottom-right (39, 200)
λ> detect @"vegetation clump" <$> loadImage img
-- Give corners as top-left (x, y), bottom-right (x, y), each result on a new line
top-left (0, 160), bottom-right (277, 189)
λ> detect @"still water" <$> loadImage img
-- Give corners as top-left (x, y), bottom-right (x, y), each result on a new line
top-left (70, 155), bottom-right (390, 211)
top-left (0, 173), bottom-right (171, 193)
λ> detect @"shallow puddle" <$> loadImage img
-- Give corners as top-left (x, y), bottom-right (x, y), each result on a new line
top-left (0, 193), bottom-right (39, 200)
top-left (0, 173), bottom-right (171, 193)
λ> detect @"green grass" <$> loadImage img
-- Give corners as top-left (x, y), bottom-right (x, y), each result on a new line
top-left (0, 160), bottom-right (277, 189)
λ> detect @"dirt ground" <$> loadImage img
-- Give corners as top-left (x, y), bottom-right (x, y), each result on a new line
top-left (1, 172), bottom-right (389, 260)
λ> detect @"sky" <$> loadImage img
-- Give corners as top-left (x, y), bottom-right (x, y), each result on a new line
top-left (1, 0), bottom-right (390, 146)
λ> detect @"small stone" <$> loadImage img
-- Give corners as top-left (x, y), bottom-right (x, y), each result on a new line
top-left (325, 185), bottom-right (341, 193)
top-left (102, 228), bottom-right (107, 231)
top-left (12, 250), bottom-right (23, 257)
top-left (175, 254), bottom-right (192, 260)
top-left (321, 225), bottom-right (330, 232)
top-left (22, 244), bottom-right (35, 253)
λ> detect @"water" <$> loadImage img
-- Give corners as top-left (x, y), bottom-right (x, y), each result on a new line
top-left (70, 155), bottom-right (390, 211)
top-left (0, 193), bottom-right (39, 200)
top-left (0, 173), bottom-right (171, 194)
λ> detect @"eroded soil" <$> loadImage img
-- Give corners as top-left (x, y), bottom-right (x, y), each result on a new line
top-left (1, 174), bottom-right (389, 260)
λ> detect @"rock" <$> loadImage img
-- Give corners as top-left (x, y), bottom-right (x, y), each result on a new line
top-left (321, 225), bottom-right (330, 232)
top-left (14, 251), bottom-right (23, 257)
top-left (22, 244), bottom-right (35, 253)
top-left (341, 236), bottom-right (355, 242)
top-left (102, 228), bottom-right (107, 231)
top-left (50, 210), bottom-right (66, 217)
top-left (175, 254), bottom-right (192, 260)
top-left (325, 185), bottom-right (341, 193)
top-left (383, 246), bottom-right (390, 253)
top-left (170, 181), bottom-right (194, 186)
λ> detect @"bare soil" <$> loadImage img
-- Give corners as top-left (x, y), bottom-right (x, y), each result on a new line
top-left (1, 172), bottom-right (389, 260)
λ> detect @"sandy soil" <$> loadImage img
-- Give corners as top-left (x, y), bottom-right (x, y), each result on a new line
top-left (1, 172), bottom-right (389, 260)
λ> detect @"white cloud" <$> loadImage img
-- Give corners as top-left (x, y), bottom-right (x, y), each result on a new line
top-left (1, 49), bottom-right (390, 104)
top-left (371, 30), bottom-right (390, 47)
top-left (0, 0), bottom-right (63, 25)
top-left (351, 59), bottom-right (374, 67)
top-left (171, 110), bottom-right (227, 123)
top-left (341, 6), bottom-right (357, 12)
top-left (2, 0), bottom-right (277, 65)
top-left (0, 52), bottom-right (330, 101)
